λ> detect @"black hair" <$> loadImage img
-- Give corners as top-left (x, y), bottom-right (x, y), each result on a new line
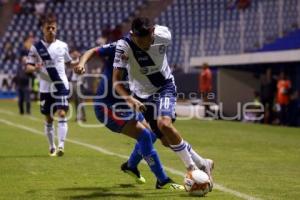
top-left (41, 13), bottom-right (57, 26)
top-left (131, 17), bottom-right (153, 37)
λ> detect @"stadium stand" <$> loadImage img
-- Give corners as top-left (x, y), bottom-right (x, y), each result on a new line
top-left (154, 0), bottom-right (300, 65)
top-left (0, 0), bottom-right (146, 74)
top-left (260, 29), bottom-right (300, 51)
top-left (0, 0), bottom-right (299, 77)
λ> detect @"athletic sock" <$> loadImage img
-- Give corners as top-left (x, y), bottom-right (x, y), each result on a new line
top-left (170, 139), bottom-right (196, 169)
top-left (45, 122), bottom-right (55, 149)
top-left (57, 117), bottom-right (68, 149)
top-left (128, 131), bottom-right (157, 168)
top-left (137, 128), bottom-right (168, 183)
top-left (185, 141), bottom-right (206, 168)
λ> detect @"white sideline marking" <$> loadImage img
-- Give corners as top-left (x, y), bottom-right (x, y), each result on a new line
top-left (0, 114), bottom-right (262, 200)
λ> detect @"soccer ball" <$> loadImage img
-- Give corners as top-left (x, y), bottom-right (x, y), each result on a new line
top-left (184, 169), bottom-right (210, 196)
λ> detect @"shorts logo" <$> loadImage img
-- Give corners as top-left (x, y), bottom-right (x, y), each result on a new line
top-left (159, 45), bottom-right (166, 54)
top-left (140, 67), bottom-right (149, 74)
top-left (40, 100), bottom-right (46, 106)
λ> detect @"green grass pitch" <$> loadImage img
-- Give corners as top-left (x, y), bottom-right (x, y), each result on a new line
top-left (0, 100), bottom-right (300, 200)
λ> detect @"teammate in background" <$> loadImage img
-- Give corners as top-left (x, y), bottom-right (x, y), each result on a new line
top-left (112, 17), bottom-right (214, 190)
top-left (26, 14), bottom-right (78, 157)
top-left (74, 43), bottom-right (184, 190)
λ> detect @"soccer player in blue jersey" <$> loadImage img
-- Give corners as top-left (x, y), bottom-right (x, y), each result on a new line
top-left (112, 17), bottom-right (214, 190)
top-left (74, 43), bottom-right (184, 190)
top-left (26, 14), bottom-right (79, 157)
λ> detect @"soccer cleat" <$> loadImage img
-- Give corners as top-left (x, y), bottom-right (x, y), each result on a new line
top-left (49, 148), bottom-right (56, 157)
top-left (121, 162), bottom-right (146, 184)
top-left (202, 159), bottom-right (214, 192)
top-left (156, 178), bottom-right (185, 190)
top-left (56, 147), bottom-right (64, 157)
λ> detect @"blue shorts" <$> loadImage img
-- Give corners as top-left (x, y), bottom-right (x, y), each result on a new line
top-left (40, 92), bottom-right (69, 115)
top-left (94, 100), bottom-right (144, 133)
top-left (138, 81), bottom-right (177, 120)
top-left (136, 81), bottom-right (177, 138)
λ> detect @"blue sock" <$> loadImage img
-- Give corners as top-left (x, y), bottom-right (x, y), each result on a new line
top-left (128, 131), bottom-right (157, 168)
top-left (137, 128), bottom-right (168, 182)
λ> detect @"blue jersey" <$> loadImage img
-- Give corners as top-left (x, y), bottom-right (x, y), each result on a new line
top-left (95, 43), bottom-right (128, 104)
top-left (95, 43), bottom-right (117, 103)
top-left (93, 43), bottom-right (144, 133)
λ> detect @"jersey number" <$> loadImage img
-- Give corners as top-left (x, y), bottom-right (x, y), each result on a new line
top-left (160, 97), bottom-right (170, 109)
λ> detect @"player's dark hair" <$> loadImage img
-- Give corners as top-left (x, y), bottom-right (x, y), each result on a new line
top-left (41, 13), bottom-right (57, 26)
top-left (131, 17), bottom-right (153, 37)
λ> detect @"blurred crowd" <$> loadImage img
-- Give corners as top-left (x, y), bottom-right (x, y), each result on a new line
top-left (1, 1), bottom-right (299, 127)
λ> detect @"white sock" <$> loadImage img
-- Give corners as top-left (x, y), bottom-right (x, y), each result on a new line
top-left (185, 141), bottom-right (206, 168)
top-left (57, 117), bottom-right (68, 149)
top-left (45, 122), bottom-right (55, 149)
top-left (170, 139), bottom-right (196, 169)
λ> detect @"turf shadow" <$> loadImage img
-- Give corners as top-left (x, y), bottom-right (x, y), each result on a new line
top-left (59, 185), bottom-right (144, 199)
top-left (0, 154), bottom-right (48, 159)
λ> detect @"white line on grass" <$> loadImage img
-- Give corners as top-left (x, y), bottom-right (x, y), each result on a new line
top-left (0, 115), bottom-right (262, 200)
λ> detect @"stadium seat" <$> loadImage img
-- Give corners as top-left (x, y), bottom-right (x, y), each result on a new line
top-left (0, 0), bottom-right (146, 71)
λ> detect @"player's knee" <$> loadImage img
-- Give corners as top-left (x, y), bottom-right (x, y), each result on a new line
top-left (160, 136), bottom-right (170, 147)
top-left (57, 110), bottom-right (66, 118)
top-left (157, 118), bottom-right (172, 133)
top-left (150, 131), bottom-right (157, 143)
top-left (138, 128), bottom-right (152, 143)
top-left (45, 115), bottom-right (53, 124)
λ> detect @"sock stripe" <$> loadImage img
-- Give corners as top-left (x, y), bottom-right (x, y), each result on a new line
top-left (45, 122), bottom-right (53, 126)
top-left (183, 141), bottom-right (192, 152)
top-left (58, 120), bottom-right (67, 123)
top-left (187, 144), bottom-right (191, 151)
top-left (171, 143), bottom-right (186, 152)
top-left (170, 142), bottom-right (186, 150)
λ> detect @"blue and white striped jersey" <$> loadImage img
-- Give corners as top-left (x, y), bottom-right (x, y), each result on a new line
top-left (27, 39), bottom-right (72, 94)
top-left (113, 25), bottom-right (174, 98)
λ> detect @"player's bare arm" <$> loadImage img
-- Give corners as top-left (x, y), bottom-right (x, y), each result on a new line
top-left (74, 47), bottom-right (98, 74)
top-left (113, 68), bottom-right (146, 113)
top-left (65, 60), bottom-right (79, 70)
top-left (25, 63), bottom-right (41, 73)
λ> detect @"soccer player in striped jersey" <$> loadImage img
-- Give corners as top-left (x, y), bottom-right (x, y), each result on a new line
top-left (26, 14), bottom-right (79, 157)
top-left (74, 43), bottom-right (184, 190)
top-left (112, 17), bottom-right (214, 191)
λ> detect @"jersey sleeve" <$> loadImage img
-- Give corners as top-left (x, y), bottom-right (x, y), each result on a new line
top-left (154, 25), bottom-right (172, 46)
top-left (113, 39), bottom-right (129, 69)
top-left (64, 44), bottom-right (72, 63)
top-left (96, 43), bottom-right (113, 57)
top-left (26, 45), bottom-right (38, 65)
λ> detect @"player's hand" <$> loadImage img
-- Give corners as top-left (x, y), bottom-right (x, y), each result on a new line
top-left (74, 64), bottom-right (86, 74)
top-left (127, 97), bottom-right (147, 113)
top-left (36, 63), bottom-right (42, 71)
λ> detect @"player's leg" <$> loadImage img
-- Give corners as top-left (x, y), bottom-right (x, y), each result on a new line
top-left (157, 116), bottom-right (196, 169)
top-left (124, 118), bottom-right (169, 171)
top-left (24, 88), bottom-right (31, 115)
top-left (156, 96), bottom-right (214, 190)
top-left (94, 103), bottom-right (146, 183)
top-left (122, 125), bottom-right (157, 184)
top-left (126, 117), bottom-right (157, 169)
top-left (17, 89), bottom-right (24, 115)
top-left (94, 103), bottom-right (182, 189)
top-left (122, 120), bottom-right (184, 190)
top-left (40, 93), bottom-right (56, 156)
top-left (45, 114), bottom-right (56, 156)
top-left (55, 95), bottom-right (69, 156)
top-left (149, 122), bottom-right (211, 176)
